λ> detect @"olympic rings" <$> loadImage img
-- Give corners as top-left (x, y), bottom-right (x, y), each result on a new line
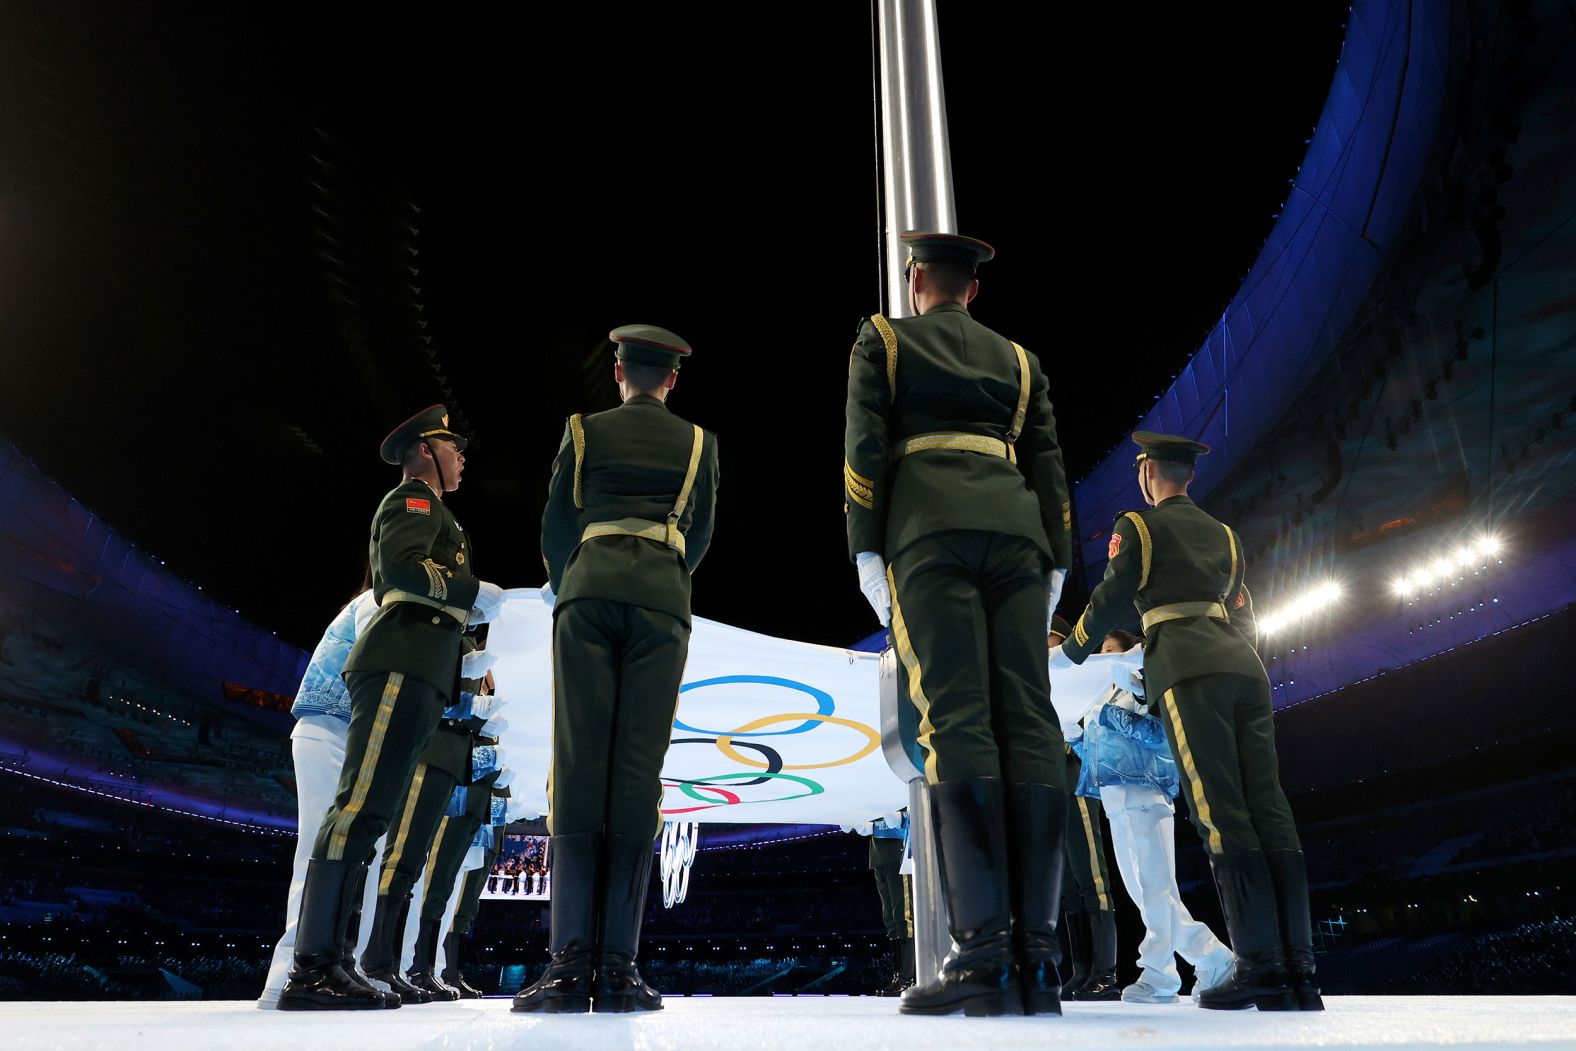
top-left (714, 713), bottom-right (881, 771)
top-left (676, 771), bottom-right (824, 805)
top-left (673, 675), bottom-right (834, 737)
top-left (659, 780), bottom-right (742, 815)
top-left (667, 737), bottom-right (783, 787)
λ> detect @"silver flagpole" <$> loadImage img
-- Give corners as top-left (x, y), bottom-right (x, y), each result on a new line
top-left (874, 0), bottom-right (957, 986)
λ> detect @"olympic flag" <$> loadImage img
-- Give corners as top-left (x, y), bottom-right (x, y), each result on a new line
top-left (486, 590), bottom-right (1139, 827)
top-left (486, 590), bottom-right (901, 826)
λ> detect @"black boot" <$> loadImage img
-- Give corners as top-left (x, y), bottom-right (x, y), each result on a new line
top-left (593, 833), bottom-right (662, 1012)
top-left (1266, 849), bottom-right (1323, 1011)
top-left (1199, 851), bottom-right (1297, 1011)
top-left (1072, 910), bottom-right (1119, 1001)
top-left (879, 935), bottom-right (915, 995)
top-left (1061, 911), bottom-right (1089, 997)
top-left (362, 893), bottom-right (431, 1004)
top-left (1007, 782), bottom-right (1066, 1016)
top-left (407, 917), bottom-right (460, 1000)
top-left (513, 833), bottom-right (599, 1013)
top-left (278, 859), bottom-right (389, 1010)
top-left (900, 779), bottom-right (1023, 1017)
top-left (340, 861), bottom-right (400, 1008)
top-left (444, 931), bottom-right (484, 998)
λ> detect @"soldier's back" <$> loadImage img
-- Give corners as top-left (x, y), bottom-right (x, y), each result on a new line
top-left (879, 305), bottom-right (1052, 560)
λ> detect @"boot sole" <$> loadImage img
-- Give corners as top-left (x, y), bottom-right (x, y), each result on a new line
top-left (278, 996), bottom-right (388, 1011)
top-left (901, 990), bottom-right (1025, 1017)
top-left (595, 996), bottom-right (663, 1013)
top-left (511, 997), bottom-right (591, 1014)
top-left (1024, 990), bottom-right (1063, 1016)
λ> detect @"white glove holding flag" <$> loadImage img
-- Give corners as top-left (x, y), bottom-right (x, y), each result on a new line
top-left (470, 693), bottom-right (505, 721)
top-left (460, 648), bottom-right (499, 679)
top-left (855, 551), bottom-right (891, 627)
top-left (1046, 569), bottom-right (1066, 630)
top-left (1047, 643), bottom-right (1073, 671)
top-left (1111, 661), bottom-right (1146, 699)
top-left (494, 766), bottom-right (516, 790)
top-left (505, 796), bottom-right (535, 823)
top-left (479, 716), bottom-right (510, 741)
top-left (541, 584), bottom-right (557, 608)
top-left (468, 581), bottom-right (508, 625)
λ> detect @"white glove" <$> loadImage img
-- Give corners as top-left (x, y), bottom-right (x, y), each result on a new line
top-left (470, 693), bottom-right (505, 721)
top-left (1111, 663), bottom-right (1146, 699)
top-left (1046, 569), bottom-right (1066, 629)
top-left (468, 581), bottom-right (507, 625)
top-left (1047, 643), bottom-right (1073, 671)
top-left (541, 584), bottom-right (557, 607)
top-left (460, 648), bottom-right (498, 679)
top-left (505, 796), bottom-right (534, 823)
top-left (479, 716), bottom-right (510, 740)
top-left (855, 551), bottom-right (891, 627)
top-left (493, 766), bottom-right (515, 789)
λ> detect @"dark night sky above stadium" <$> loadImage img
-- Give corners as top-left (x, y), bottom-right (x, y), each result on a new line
top-left (0, 4), bottom-right (1348, 652)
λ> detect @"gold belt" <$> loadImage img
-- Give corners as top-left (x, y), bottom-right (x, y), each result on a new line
top-left (892, 431), bottom-right (1014, 463)
top-left (580, 516), bottom-right (687, 556)
top-left (381, 589), bottom-right (469, 625)
top-left (1140, 601), bottom-right (1229, 632)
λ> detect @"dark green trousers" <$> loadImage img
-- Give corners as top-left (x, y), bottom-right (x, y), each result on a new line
top-left (419, 801), bottom-right (483, 923)
top-left (1157, 672), bottom-right (1301, 856)
top-left (314, 671), bottom-right (445, 864)
top-left (869, 837), bottom-right (912, 940)
top-left (375, 759), bottom-right (459, 902)
top-left (549, 597), bottom-right (689, 838)
top-left (452, 824), bottom-right (505, 936)
top-left (887, 530), bottom-right (1065, 787)
top-left (1062, 784), bottom-right (1114, 912)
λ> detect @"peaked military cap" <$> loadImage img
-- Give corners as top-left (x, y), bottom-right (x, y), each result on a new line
top-left (380, 403), bottom-right (468, 464)
top-left (610, 324), bottom-right (692, 369)
top-left (1049, 613), bottom-right (1074, 641)
top-left (901, 231), bottom-right (996, 275)
top-left (1132, 430), bottom-right (1211, 467)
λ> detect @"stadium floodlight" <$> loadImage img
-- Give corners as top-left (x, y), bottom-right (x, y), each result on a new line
top-left (1476, 533), bottom-right (1502, 557)
top-left (1259, 579), bottom-right (1343, 637)
top-left (1392, 577), bottom-right (1415, 599)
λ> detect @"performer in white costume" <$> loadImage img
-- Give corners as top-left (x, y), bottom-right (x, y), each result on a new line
top-left (259, 588), bottom-right (389, 1007)
top-left (1072, 629), bottom-right (1234, 1005)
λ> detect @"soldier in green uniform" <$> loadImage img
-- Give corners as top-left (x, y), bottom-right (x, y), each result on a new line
top-left (1053, 432), bottom-right (1320, 1012)
top-left (407, 713), bottom-right (509, 997)
top-left (280, 405), bottom-right (509, 1011)
top-left (1049, 614), bottom-right (1120, 1000)
top-left (866, 814), bottom-right (914, 996)
top-left (441, 790), bottom-right (511, 997)
top-left (845, 232), bottom-right (1074, 1018)
top-left (513, 324), bottom-right (719, 1015)
top-left (360, 654), bottom-right (498, 1003)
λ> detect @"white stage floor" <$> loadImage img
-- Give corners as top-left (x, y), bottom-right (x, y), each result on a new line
top-left (5, 996), bottom-right (1574, 1051)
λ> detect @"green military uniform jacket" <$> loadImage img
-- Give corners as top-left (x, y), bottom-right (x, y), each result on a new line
top-left (541, 394), bottom-right (719, 626)
top-left (1062, 494), bottom-right (1264, 697)
top-left (844, 302), bottom-right (1072, 568)
top-left (344, 478), bottom-right (480, 700)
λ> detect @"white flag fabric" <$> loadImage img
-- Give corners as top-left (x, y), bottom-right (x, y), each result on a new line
top-left (486, 589), bottom-right (1144, 826)
top-left (486, 590), bottom-right (900, 826)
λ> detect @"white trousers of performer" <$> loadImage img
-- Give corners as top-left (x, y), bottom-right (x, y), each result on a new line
top-left (1100, 783), bottom-right (1230, 996)
top-left (258, 715), bottom-right (384, 1007)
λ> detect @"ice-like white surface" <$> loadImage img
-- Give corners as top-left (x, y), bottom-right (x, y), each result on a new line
top-left (5, 996), bottom-right (1575, 1051)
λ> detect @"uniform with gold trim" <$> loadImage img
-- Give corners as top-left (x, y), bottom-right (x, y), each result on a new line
top-left (867, 813), bottom-right (914, 996)
top-left (441, 791), bottom-right (511, 997)
top-left (515, 324), bottom-right (718, 1016)
top-left (281, 405), bottom-right (503, 1012)
top-left (359, 660), bottom-right (492, 1003)
top-left (1060, 742), bottom-right (1120, 1000)
top-left (845, 232), bottom-right (1072, 1018)
top-left (414, 730), bottom-right (509, 998)
top-left (1058, 431), bottom-right (1318, 1012)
